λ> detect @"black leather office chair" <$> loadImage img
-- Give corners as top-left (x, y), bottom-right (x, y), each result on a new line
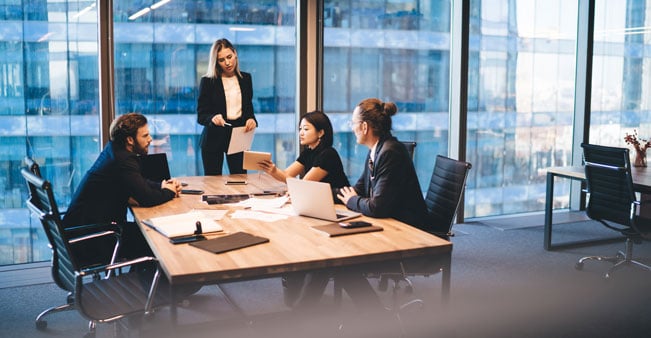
top-left (401, 141), bottom-right (417, 161)
top-left (423, 155), bottom-right (473, 237)
top-left (575, 143), bottom-right (651, 278)
top-left (22, 168), bottom-right (166, 337)
top-left (373, 155), bottom-right (472, 334)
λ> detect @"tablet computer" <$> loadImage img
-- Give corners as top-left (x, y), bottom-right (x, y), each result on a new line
top-left (243, 151), bottom-right (271, 170)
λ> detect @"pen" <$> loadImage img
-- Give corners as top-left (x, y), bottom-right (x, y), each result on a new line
top-left (223, 122), bottom-right (232, 127)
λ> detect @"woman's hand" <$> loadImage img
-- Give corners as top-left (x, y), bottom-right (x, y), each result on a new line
top-left (337, 186), bottom-right (358, 205)
top-left (211, 114), bottom-right (227, 127)
top-left (244, 118), bottom-right (256, 132)
top-left (257, 159), bottom-right (276, 174)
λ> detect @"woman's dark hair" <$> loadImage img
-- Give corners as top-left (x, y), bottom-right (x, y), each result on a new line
top-left (356, 98), bottom-right (397, 139)
top-left (109, 113), bottom-right (148, 146)
top-left (301, 110), bottom-right (334, 148)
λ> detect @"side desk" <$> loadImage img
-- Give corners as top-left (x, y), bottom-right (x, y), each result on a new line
top-left (130, 174), bottom-right (453, 321)
top-left (544, 165), bottom-right (651, 250)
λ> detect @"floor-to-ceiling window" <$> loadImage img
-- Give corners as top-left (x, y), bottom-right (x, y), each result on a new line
top-left (466, 0), bottom-right (578, 217)
top-left (0, 0), bottom-right (99, 264)
top-left (113, 1), bottom-right (297, 176)
top-left (590, 0), bottom-right (651, 150)
top-left (323, 0), bottom-right (580, 218)
top-left (3, 0), bottom-right (651, 266)
top-left (322, 0), bottom-right (452, 196)
top-left (0, 0), bottom-right (296, 266)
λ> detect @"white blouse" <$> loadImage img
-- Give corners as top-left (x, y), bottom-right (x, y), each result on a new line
top-left (222, 76), bottom-right (242, 120)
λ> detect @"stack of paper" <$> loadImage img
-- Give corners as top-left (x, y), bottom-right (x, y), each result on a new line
top-left (142, 210), bottom-right (224, 238)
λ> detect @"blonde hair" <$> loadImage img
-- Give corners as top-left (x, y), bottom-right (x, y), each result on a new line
top-left (205, 38), bottom-right (242, 79)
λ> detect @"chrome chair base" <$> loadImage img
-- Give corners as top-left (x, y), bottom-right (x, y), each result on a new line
top-left (35, 302), bottom-right (74, 330)
top-left (575, 238), bottom-right (651, 278)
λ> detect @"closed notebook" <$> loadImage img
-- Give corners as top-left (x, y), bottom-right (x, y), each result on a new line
top-left (311, 223), bottom-right (383, 237)
top-left (190, 232), bottom-right (269, 254)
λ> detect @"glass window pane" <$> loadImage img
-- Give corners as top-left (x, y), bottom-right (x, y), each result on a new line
top-left (590, 0), bottom-right (651, 161)
top-left (323, 0), bottom-right (452, 195)
top-left (113, 1), bottom-right (297, 176)
top-left (0, 0), bottom-right (100, 265)
top-left (467, 0), bottom-right (578, 217)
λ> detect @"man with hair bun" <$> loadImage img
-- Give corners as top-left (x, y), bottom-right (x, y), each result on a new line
top-left (338, 98), bottom-right (429, 229)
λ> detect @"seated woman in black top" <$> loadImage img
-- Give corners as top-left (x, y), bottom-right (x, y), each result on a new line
top-left (258, 110), bottom-right (349, 191)
top-left (259, 110), bottom-right (355, 309)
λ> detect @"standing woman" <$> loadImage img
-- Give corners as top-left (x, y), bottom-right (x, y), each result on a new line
top-left (337, 98), bottom-right (429, 229)
top-left (197, 38), bottom-right (257, 175)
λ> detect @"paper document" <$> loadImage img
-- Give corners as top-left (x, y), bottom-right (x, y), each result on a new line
top-left (227, 127), bottom-right (255, 155)
top-left (142, 210), bottom-right (223, 238)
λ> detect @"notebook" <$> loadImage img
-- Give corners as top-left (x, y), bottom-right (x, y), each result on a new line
top-left (190, 232), bottom-right (269, 254)
top-left (286, 177), bottom-right (361, 222)
top-left (140, 153), bottom-right (171, 182)
top-left (312, 222), bottom-right (383, 237)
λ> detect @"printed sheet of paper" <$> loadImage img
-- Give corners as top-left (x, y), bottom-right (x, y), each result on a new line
top-left (227, 127), bottom-right (255, 155)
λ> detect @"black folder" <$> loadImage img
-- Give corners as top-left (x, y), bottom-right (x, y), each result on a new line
top-left (190, 232), bottom-right (269, 254)
top-left (311, 223), bottom-right (383, 237)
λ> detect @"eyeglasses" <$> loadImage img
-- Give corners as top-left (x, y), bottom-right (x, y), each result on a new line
top-left (368, 157), bottom-right (374, 172)
top-left (348, 120), bottom-right (362, 128)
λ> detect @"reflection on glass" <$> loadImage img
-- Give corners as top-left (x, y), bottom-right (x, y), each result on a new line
top-left (0, 0), bottom-right (100, 264)
top-left (323, 0), bottom-right (452, 196)
top-left (0, 0), bottom-right (296, 266)
top-left (590, 0), bottom-right (651, 154)
top-left (466, 0), bottom-right (578, 217)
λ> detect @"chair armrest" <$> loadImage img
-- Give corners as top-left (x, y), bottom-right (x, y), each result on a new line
top-left (64, 222), bottom-right (121, 238)
top-left (78, 256), bottom-right (158, 277)
top-left (66, 227), bottom-right (121, 270)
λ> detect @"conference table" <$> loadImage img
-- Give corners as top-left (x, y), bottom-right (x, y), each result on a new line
top-left (130, 174), bottom-right (452, 322)
top-left (544, 165), bottom-right (651, 250)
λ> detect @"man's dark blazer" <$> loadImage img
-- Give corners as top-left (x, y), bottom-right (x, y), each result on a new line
top-left (346, 135), bottom-right (429, 228)
top-left (63, 142), bottom-right (175, 228)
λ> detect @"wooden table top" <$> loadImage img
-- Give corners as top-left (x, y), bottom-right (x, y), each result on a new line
top-left (131, 174), bottom-right (452, 285)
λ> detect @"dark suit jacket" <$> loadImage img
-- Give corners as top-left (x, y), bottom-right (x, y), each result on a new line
top-left (62, 142), bottom-right (176, 228)
top-left (196, 72), bottom-right (257, 151)
top-left (345, 136), bottom-right (429, 228)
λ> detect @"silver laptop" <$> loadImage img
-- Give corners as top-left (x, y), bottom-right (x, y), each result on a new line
top-left (286, 177), bottom-right (361, 222)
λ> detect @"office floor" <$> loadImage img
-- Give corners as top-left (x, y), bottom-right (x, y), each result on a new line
top-left (1, 212), bottom-right (650, 338)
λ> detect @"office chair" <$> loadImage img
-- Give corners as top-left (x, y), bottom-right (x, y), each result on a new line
top-left (400, 141), bottom-right (417, 161)
top-left (22, 168), bottom-right (166, 337)
top-left (374, 155), bottom-right (472, 333)
top-left (423, 155), bottom-right (473, 238)
top-left (575, 143), bottom-right (651, 278)
top-left (24, 156), bottom-right (42, 177)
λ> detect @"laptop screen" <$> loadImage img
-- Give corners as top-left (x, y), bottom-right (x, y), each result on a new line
top-left (286, 177), bottom-right (360, 222)
top-left (140, 153), bottom-right (171, 182)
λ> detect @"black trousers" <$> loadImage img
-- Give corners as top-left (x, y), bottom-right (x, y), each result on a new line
top-left (201, 148), bottom-right (246, 175)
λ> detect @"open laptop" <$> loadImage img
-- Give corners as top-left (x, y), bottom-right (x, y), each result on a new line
top-left (140, 153), bottom-right (171, 182)
top-left (286, 177), bottom-right (361, 222)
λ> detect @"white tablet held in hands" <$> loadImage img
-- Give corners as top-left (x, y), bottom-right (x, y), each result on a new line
top-left (243, 151), bottom-right (271, 170)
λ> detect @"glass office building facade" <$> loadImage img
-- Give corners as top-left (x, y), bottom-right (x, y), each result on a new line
top-left (1, 0), bottom-right (651, 265)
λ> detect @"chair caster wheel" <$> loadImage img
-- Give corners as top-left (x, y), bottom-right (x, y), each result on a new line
top-left (36, 320), bottom-right (47, 330)
top-left (575, 262), bottom-right (583, 270)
